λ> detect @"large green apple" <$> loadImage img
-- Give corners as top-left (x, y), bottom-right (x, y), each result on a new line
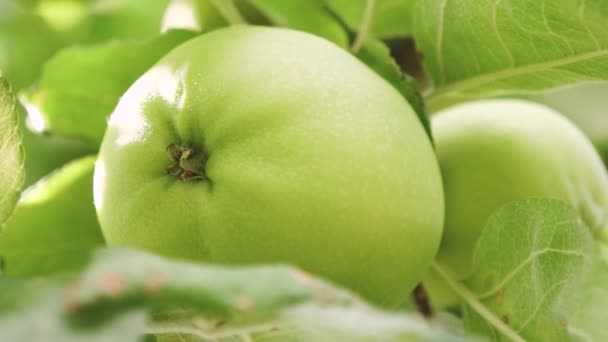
top-left (94, 26), bottom-right (443, 307)
top-left (432, 99), bottom-right (608, 279)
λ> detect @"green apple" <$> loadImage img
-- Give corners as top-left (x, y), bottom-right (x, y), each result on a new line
top-left (432, 99), bottom-right (608, 279)
top-left (94, 26), bottom-right (443, 307)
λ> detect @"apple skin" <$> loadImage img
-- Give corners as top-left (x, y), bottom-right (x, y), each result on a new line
top-left (432, 99), bottom-right (608, 280)
top-left (94, 26), bottom-right (444, 307)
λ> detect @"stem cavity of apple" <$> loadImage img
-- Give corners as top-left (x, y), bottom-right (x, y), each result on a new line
top-left (165, 144), bottom-right (208, 181)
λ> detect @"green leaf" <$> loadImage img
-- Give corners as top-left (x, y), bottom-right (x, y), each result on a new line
top-left (356, 39), bottom-right (432, 142)
top-left (68, 248), bottom-right (351, 325)
top-left (245, 0), bottom-right (349, 48)
top-left (0, 156), bottom-right (104, 277)
top-left (37, 0), bottom-right (171, 45)
top-left (569, 246), bottom-right (608, 341)
top-left (456, 199), bottom-right (594, 341)
top-left (75, 249), bottom-right (468, 341)
top-left (25, 29), bottom-right (196, 146)
top-left (18, 102), bottom-right (95, 187)
top-left (0, 248), bottom-right (473, 341)
top-left (414, 0), bottom-right (608, 110)
top-left (0, 2), bottom-right (61, 91)
top-left (324, 0), bottom-right (415, 39)
top-left (0, 277), bottom-right (147, 342)
top-left (0, 77), bottom-right (24, 228)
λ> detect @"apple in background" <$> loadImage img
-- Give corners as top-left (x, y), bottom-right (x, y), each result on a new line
top-left (94, 26), bottom-right (444, 307)
top-left (426, 99), bottom-right (608, 307)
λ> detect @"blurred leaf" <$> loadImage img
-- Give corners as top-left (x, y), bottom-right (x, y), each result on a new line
top-left (356, 39), bottom-right (431, 142)
top-left (458, 199), bottom-right (594, 341)
top-left (0, 247), bottom-right (474, 341)
top-left (26, 30), bottom-right (196, 146)
top-left (0, 277), bottom-right (147, 342)
top-left (245, 0), bottom-right (349, 48)
top-left (0, 156), bottom-right (104, 277)
top-left (413, 0), bottom-right (608, 110)
top-left (36, 0), bottom-right (171, 45)
top-left (569, 246), bottom-right (608, 341)
top-left (0, 2), bottom-right (61, 91)
top-left (18, 102), bottom-right (95, 187)
top-left (324, 0), bottom-right (415, 39)
top-left (0, 77), bottom-right (24, 228)
top-left (72, 249), bottom-right (469, 341)
top-left (68, 248), bottom-right (350, 326)
top-left (233, 0), bottom-right (272, 25)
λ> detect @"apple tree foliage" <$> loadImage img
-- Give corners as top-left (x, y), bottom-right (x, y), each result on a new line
top-left (0, 0), bottom-right (607, 341)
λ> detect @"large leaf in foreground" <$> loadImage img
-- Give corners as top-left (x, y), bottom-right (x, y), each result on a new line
top-left (414, 0), bottom-right (608, 110)
top-left (0, 248), bottom-right (472, 341)
top-left (0, 77), bottom-right (24, 228)
top-left (0, 277), bottom-right (147, 342)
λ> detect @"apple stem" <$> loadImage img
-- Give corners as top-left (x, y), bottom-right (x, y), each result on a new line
top-left (411, 283), bottom-right (433, 318)
top-left (165, 144), bottom-right (208, 181)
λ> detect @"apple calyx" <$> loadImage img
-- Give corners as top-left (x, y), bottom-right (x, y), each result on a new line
top-left (165, 144), bottom-right (208, 181)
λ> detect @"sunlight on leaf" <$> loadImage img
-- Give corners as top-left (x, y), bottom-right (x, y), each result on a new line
top-left (414, 0), bottom-right (608, 110)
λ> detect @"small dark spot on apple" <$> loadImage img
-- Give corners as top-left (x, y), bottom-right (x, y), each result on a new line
top-left (501, 314), bottom-right (510, 325)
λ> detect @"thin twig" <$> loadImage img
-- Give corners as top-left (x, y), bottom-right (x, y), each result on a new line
top-left (432, 262), bottom-right (525, 342)
top-left (209, 0), bottom-right (245, 25)
top-left (412, 283), bottom-right (434, 318)
top-left (350, 0), bottom-right (376, 53)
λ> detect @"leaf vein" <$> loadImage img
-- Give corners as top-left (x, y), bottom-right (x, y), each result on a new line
top-left (476, 248), bottom-right (588, 299)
